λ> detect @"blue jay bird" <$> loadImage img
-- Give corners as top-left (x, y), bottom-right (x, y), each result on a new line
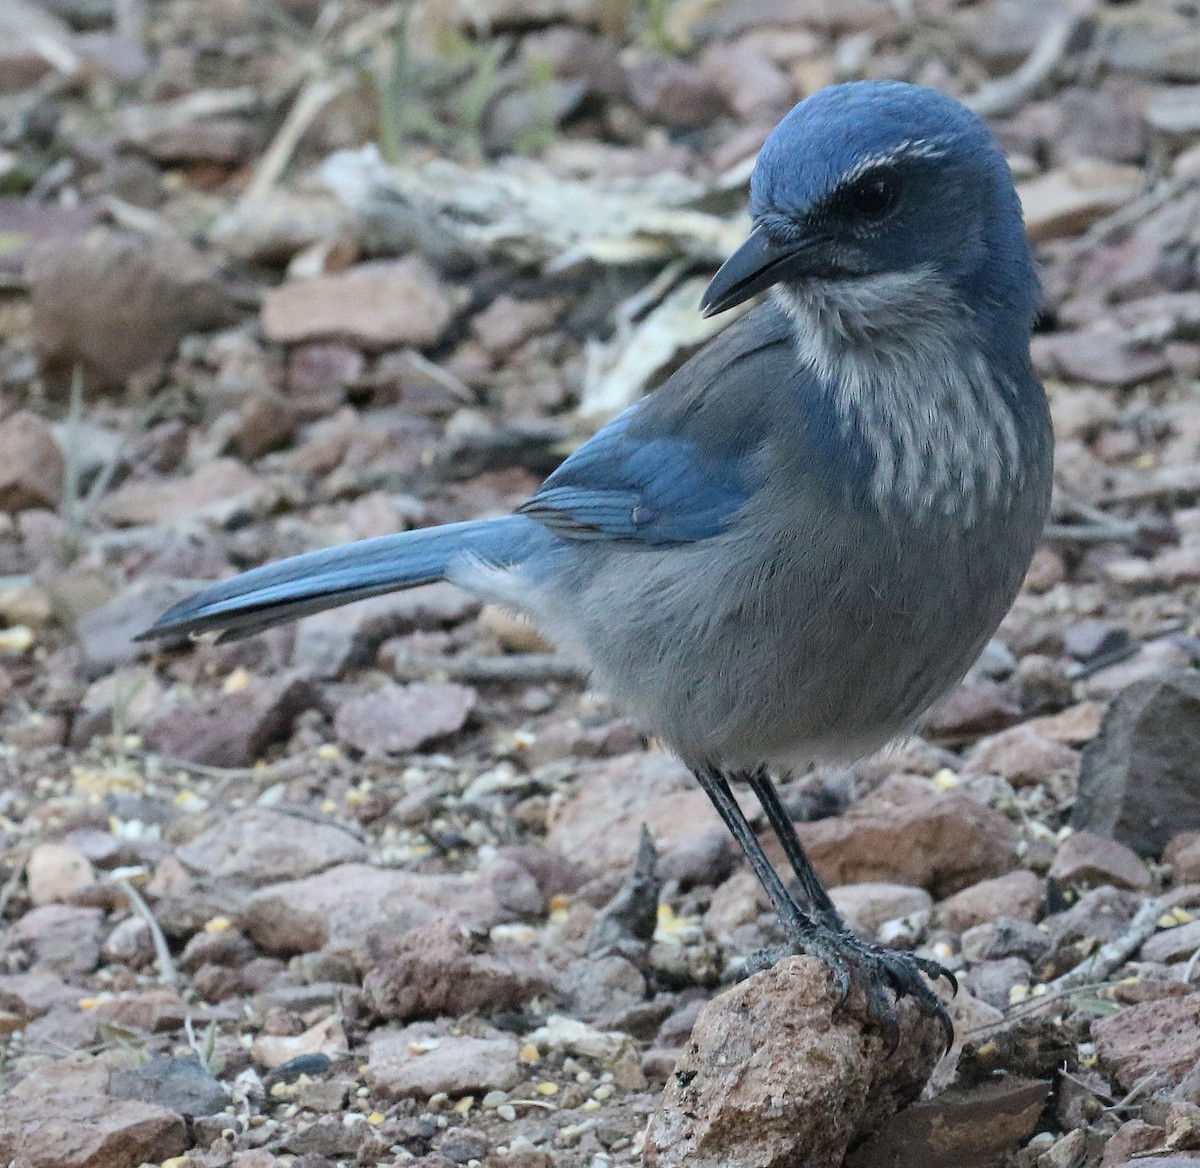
top-left (143, 81), bottom-right (1053, 1046)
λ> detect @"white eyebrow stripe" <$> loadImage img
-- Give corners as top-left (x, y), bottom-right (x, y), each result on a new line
top-left (839, 139), bottom-right (948, 186)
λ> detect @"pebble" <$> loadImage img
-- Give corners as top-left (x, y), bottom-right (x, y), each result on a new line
top-left (0, 411), bottom-right (64, 513)
top-left (368, 1031), bottom-right (521, 1100)
top-left (645, 956), bottom-right (942, 1168)
top-left (262, 258), bottom-right (459, 351)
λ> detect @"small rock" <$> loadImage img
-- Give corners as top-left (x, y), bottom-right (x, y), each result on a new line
top-left (845, 1076), bottom-right (1051, 1168)
top-left (253, 1016), bottom-right (347, 1070)
top-left (962, 724), bottom-right (1080, 788)
top-left (363, 923), bottom-right (550, 1022)
top-left (644, 956), bottom-right (942, 1168)
top-left (1048, 830), bottom-right (1152, 890)
top-left (102, 917), bottom-right (155, 967)
top-left (92, 989), bottom-right (189, 1033)
top-left (282, 1117), bottom-right (368, 1159)
top-left (368, 1030), bottom-right (521, 1099)
top-left (1043, 886), bottom-right (1139, 956)
top-left (470, 295), bottom-right (563, 359)
top-left (829, 883), bottom-right (933, 936)
top-left (0, 971), bottom-right (78, 1019)
top-left (241, 863), bottom-right (503, 963)
top-left (1081, 641), bottom-right (1194, 701)
top-left (8, 904), bottom-right (103, 974)
top-left (98, 458), bottom-right (271, 528)
top-left (922, 680), bottom-right (1022, 742)
top-left (334, 681), bottom-right (476, 754)
top-left (1167, 833), bottom-right (1200, 884)
top-left (965, 956), bottom-right (1033, 1009)
top-left (262, 258), bottom-right (457, 350)
top-left (293, 583), bottom-right (478, 678)
top-left (141, 672), bottom-right (316, 769)
top-left (1141, 919), bottom-right (1200, 964)
top-left (1094, 992), bottom-right (1200, 1090)
top-left (27, 843), bottom-right (95, 906)
top-left (788, 776), bottom-right (1021, 897)
top-left (1073, 671), bottom-right (1200, 854)
top-left (626, 56), bottom-right (730, 128)
top-left (936, 870), bottom-right (1045, 932)
top-left (1064, 619), bottom-right (1130, 663)
top-left (0, 411), bottom-right (64, 513)
top-left (75, 583), bottom-right (195, 674)
top-left (0, 1093), bottom-right (186, 1168)
top-left (109, 1054), bottom-right (227, 1117)
top-left (176, 807), bottom-right (366, 887)
top-left (1042, 327), bottom-right (1170, 388)
top-left (440, 1127), bottom-right (489, 1165)
top-left (547, 752), bottom-right (725, 874)
top-left (27, 227), bottom-right (237, 391)
top-left (1101, 1121), bottom-right (1169, 1166)
top-left (1018, 161), bottom-right (1141, 241)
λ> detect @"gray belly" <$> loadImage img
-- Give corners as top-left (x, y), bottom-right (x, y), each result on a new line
top-left (521, 505), bottom-right (1037, 773)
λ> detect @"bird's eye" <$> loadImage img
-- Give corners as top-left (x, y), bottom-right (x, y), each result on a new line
top-left (846, 177), bottom-right (899, 219)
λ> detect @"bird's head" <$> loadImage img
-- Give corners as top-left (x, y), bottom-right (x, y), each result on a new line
top-left (701, 81), bottom-right (1039, 350)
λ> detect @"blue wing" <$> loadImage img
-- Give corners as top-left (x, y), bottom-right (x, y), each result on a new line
top-left (518, 306), bottom-right (799, 546)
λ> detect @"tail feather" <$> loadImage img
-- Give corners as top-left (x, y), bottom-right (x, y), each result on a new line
top-left (138, 515), bottom-right (544, 643)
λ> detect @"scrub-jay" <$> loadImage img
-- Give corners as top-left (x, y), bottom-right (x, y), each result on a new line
top-left (143, 81), bottom-right (1053, 1047)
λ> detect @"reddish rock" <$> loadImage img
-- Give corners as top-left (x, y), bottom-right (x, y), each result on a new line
top-left (0, 971), bottom-right (78, 1019)
top-left (27, 227), bottom-right (236, 391)
top-left (963, 724), bottom-right (1081, 788)
top-left (644, 956), bottom-right (942, 1168)
top-left (470, 295), bottom-right (564, 359)
top-left (845, 1076), bottom-right (1051, 1168)
top-left (8, 904), bottom-right (103, 975)
top-left (785, 776), bottom-right (1021, 897)
top-left (1101, 1120), bottom-right (1167, 1167)
top-left (1049, 830), bottom-right (1153, 891)
top-left (262, 258), bottom-right (457, 350)
top-left (626, 57), bottom-right (730, 128)
top-left (936, 870), bottom-right (1045, 932)
top-left (368, 1029), bottom-right (521, 1099)
top-left (0, 1093), bottom-right (186, 1168)
top-left (1018, 163), bottom-right (1140, 241)
top-left (547, 752), bottom-right (723, 874)
top-left (829, 883), bottom-right (932, 936)
top-left (141, 672), bottom-right (316, 769)
top-left (241, 863), bottom-right (504, 964)
top-left (0, 411), bottom-right (64, 513)
top-left (1167, 833), bottom-right (1200, 884)
top-left (363, 923), bottom-right (550, 1022)
top-left (334, 681), bottom-right (476, 754)
top-left (176, 807), bottom-right (366, 886)
top-left (91, 990), bottom-right (189, 1033)
top-left (1094, 993), bottom-right (1200, 1089)
top-left (98, 458), bottom-right (271, 528)
top-left (922, 681), bottom-right (1022, 743)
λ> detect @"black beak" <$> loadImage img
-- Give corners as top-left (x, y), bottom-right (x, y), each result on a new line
top-left (700, 225), bottom-right (813, 318)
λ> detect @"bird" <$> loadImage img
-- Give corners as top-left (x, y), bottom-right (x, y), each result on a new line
top-left (141, 80), bottom-right (1053, 1048)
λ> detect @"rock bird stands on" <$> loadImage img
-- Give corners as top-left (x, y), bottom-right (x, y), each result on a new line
top-left (144, 81), bottom-right (1053, 1044)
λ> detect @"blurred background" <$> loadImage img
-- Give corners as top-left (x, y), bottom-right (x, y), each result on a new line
top-left (0, 0), bottom-right (1200, 1165)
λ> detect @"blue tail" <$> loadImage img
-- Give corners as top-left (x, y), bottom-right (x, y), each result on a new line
top-left (139, 515), bottom-right (546, 643)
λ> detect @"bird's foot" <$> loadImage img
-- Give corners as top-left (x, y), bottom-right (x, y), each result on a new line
top-left (749, 921), bottom-right (956, 1053)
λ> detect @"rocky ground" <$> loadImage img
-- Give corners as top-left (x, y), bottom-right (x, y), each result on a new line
top-left (2, 0), bottom-right (1200, 1166)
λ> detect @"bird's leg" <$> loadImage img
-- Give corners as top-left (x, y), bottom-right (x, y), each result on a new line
top-left (741, 766), bottom-right (956, 1048)
top-left (694, 763), bottom-right (898, 1043)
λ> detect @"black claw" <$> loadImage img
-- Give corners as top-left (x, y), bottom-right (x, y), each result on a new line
top-left (778, 923), bottom-right (955, 1052)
